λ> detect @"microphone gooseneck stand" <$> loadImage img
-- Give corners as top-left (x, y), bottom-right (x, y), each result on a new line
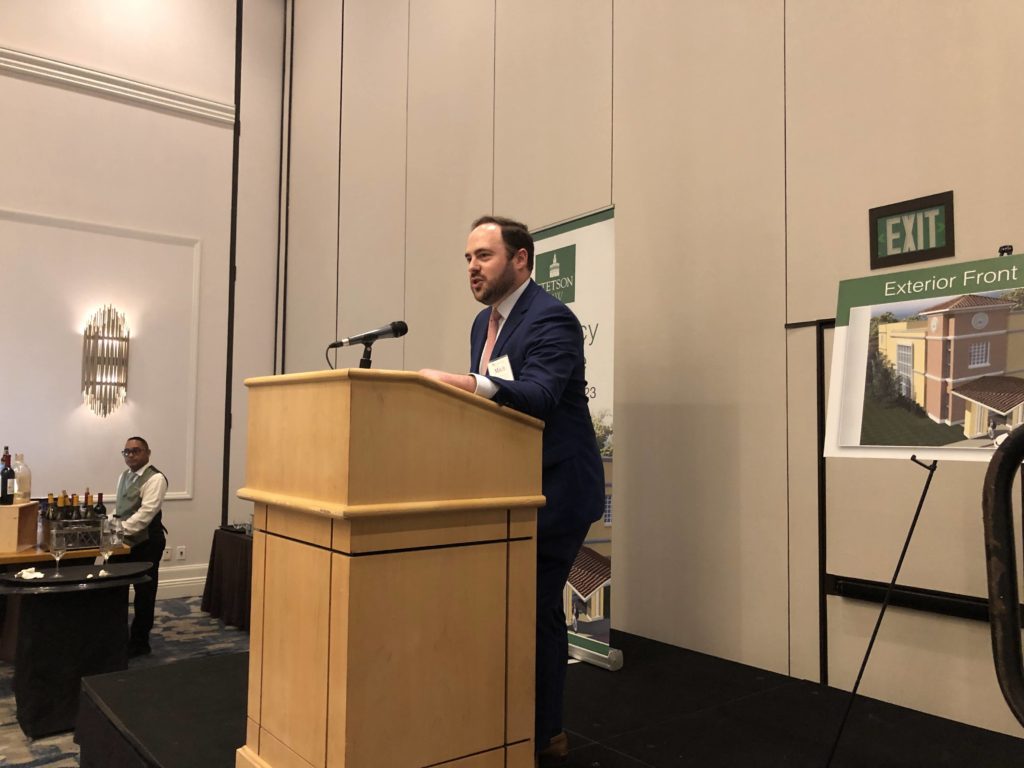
top-left (825, 455), bottom-right (938, 768)
top-left (323, 342), bottom-right (375, 370)
top-left (359, 343), bottom-right (373, 369)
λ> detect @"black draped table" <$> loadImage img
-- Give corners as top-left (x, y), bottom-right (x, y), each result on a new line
top-left (201, 526), bottom-right (252, 630)
top-left (0, 546), bottom-right (129, 662)
top-left (0, 561), bottom-right (150, 737)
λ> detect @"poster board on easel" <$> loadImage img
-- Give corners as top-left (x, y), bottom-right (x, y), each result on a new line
top-left (826, 252), bottom-right (1024, 463)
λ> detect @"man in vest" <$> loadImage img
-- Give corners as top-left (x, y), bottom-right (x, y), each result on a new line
top-left (111, 436), bottom-right (168, 657)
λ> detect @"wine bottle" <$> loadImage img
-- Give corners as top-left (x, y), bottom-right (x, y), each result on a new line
top-left (46, 492), bottom-right (55, 521)
top-left (56, 493), bottom-right (66, 521)
top-left (94, 492), bottom-right (108, 519)
top-left (12, 453), bottom-right (30, 503)
top-left (0, 447), bottom-right (13, 505)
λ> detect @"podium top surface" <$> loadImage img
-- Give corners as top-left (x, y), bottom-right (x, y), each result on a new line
top-left (240, 368), bottom-right (544, 517)
top-left (244, 368), bottom-right (542, 429)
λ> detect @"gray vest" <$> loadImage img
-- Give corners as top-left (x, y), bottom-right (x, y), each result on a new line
top-left (115, 465), bottom-right (165, 545)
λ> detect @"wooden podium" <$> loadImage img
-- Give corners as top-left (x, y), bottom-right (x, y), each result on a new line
top-left (235, 369), bottom-right (543, 768)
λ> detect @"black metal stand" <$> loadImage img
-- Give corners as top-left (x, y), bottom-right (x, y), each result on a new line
top-left (358, 343), bottom-right (373, 369)
top-left (825, 455), bottom-right (938, 767)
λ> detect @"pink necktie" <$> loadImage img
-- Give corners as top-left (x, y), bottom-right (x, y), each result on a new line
top-left (480, 308), bottom-right (502, 373)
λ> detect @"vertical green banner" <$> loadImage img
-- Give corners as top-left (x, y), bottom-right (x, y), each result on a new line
top-left (533, 208), bottom-right (619, 668)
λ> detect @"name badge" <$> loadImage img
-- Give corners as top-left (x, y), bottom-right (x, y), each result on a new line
top-left (487, 355), bottom-right (514, 380)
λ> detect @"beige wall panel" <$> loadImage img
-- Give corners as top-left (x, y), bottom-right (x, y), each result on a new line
top-left (404, 0), bottom-right (495, 375)
top-left (787, 326), bottom-right (824, 681)
top-left (284, 0), bottom-right (343, 374)
top-left (0, 0), bottom-right (236, 101)
top-left (826, 458), bottom-right (997, 598)
top-left (493, 0), bottom-right (612, 227)
top-left (786, 1), bottom-right (1024, 323)
top-left (336, 0), bottom-right (409, 373)
top-left (612, 1), bottom-right (788, 671)
top-left (829, 599), bottom-right (1024, 736)
top-left (231, 0), bottom-right (285, 525)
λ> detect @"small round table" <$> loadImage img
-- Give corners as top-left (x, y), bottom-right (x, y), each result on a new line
top-left (0, 561), bottom-right (150, 737)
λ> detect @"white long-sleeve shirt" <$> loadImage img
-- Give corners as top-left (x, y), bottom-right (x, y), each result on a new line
top-left (117, 463), bottom-right (168, 535)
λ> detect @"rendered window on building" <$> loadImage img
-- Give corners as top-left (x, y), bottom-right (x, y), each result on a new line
top-left (896, 344), bottom-right (914, 398)
top-left (969, 341), bottom-right (990, 368)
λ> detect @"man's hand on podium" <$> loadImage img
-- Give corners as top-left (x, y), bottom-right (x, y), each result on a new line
top-left (418, 369), bottom-right (476, 394)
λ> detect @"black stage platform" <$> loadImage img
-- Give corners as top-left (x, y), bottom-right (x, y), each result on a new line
top-left (76, 652), bottom-right (247, 768)
top-left (75, 632), bottom-right (1024, 767)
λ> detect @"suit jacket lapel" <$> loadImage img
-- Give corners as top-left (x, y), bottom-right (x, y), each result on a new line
top-left (491, 280), bottom-right (538, 361)
top-left (470, 310), bottom-right (488, 374)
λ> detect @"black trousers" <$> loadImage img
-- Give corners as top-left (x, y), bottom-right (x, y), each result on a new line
top-left (535, 525), bottom-right (589, 749)
top-left (110, 531), bottom-right (165, 644)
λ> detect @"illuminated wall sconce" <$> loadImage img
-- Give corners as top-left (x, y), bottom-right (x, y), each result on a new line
top-left (81, 304), bottom-right (130, 417)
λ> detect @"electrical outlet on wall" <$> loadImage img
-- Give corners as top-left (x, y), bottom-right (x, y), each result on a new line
top-left (162, 548), bottom-right (170, 562)
top-left (175, 545), bottom-right (186, 561)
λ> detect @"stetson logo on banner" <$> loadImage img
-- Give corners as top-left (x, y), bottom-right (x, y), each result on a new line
top-left (537, 245), bottom-right (577, 304)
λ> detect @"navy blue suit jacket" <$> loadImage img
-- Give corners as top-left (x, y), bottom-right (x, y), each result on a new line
top-left (471, 280), bottom-right (604, 538)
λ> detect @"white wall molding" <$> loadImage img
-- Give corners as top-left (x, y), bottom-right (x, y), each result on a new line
top-left (0, 46), bottom-right (235, 125)
top-left (135, 563), bottom-right (208, 600)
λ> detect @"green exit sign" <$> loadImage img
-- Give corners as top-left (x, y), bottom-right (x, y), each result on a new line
top-left (869, 190), bottom-right (955, 269)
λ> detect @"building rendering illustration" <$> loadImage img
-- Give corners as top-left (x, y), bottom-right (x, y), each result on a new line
top-left (878, 294), bottom-right (1024, 438)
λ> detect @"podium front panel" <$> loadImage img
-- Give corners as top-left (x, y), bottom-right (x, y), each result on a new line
top-left (259, 534), bottom-right (330, 767)
top-left (328, 543), bottom-right (507, 767)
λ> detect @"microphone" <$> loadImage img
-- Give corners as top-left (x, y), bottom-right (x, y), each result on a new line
top-left (327, 320), bottom-right (408, 349)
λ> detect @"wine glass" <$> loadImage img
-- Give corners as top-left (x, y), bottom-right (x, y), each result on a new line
top-left (50, 528), bottom-right (68, 577)
top-left (99, 526), bottom-right (115, 567)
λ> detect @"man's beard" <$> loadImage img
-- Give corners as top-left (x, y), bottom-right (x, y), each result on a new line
top-left (474, 262), bottom-right (518, 305)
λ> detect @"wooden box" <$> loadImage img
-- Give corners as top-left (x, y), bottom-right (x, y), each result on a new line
top-left (0, 501), bottom-right (39, 552)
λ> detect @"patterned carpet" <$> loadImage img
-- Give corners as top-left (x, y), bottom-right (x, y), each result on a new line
top-left (0, 596), bottom-right (249, 767)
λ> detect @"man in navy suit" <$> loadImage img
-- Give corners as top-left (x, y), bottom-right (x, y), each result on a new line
top-left (420, 215), bottom-right (605, 766)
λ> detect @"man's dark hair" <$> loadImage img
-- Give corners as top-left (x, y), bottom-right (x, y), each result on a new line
top-left (472, 215), bottom-right (534, 271)
top-left (126, 436), bottom-right (150, 450)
